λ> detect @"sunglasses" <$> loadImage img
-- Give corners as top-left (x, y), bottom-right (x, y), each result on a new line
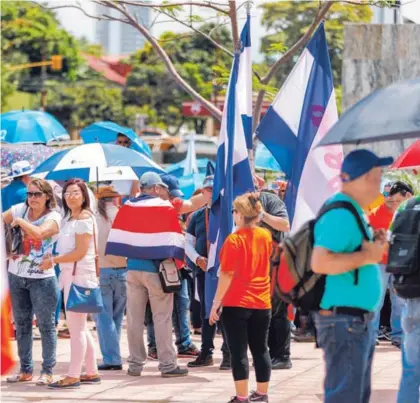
top-left (117, 140), bottom-right (130, 145)
top-left (27, 191), bottom-right (44, 199)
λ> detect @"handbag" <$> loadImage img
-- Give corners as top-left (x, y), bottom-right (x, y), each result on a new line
top-left (158, 259), bottom-right (182, 293)
top-left (66, 217), bottom-right (104, 313)
top-left (5, 206), bottom-right (29, 258)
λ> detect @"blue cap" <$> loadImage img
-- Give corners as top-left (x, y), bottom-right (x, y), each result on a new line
top-left (161, 174), bottom-right (184, 198)
top-left (203, 175), bottom-right (214, 188)
top-left (139, 172), bottom-right (168, 188)
top-left (341, 149), bottom-right (393, 182)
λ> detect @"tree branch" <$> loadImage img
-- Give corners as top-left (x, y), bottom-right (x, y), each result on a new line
top-left (116, 0), bottom-right (229, 15)
top-left (35, 2), bottom-right (103, 21)
top-left (252, 1), bottom-right (333, 130)
top-left (98, 0), bottom-right (223, 121)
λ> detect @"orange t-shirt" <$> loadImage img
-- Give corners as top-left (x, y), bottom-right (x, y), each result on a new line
top-left (219, 227), bottom-right (272, 310)
top-left (368, 203), bottom-right (394, 264)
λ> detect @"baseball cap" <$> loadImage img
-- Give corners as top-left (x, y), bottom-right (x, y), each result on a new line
top-left (161, 174), bottom-right (184, 198)
top-left (203, 175), bottom-right (214, 189)
top-left (9, 160), bottom-right (34, 179)
top-left (139, 172), bottom-right (168, 189)
top-left (340, 149), bottom-right (394, 182)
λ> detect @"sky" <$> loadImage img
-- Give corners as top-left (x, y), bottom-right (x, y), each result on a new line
top-left (51, 0), bottom-right (420, 60)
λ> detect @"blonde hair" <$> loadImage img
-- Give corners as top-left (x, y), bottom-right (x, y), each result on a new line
top-left (233, 192), bottom-right (262, 225)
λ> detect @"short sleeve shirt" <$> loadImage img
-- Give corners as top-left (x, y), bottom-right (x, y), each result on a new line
top-left (8, 203), bottom-right (61, 279)
top-left (314, 193), bottom-right (382, 312)
top-left (219, 227), bottom-right (272, 309)
top-left (259, 191), bottom-right (289, 243)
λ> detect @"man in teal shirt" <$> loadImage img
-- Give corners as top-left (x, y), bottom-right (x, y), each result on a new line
top-left (311, 149), bottom-right (392, 403)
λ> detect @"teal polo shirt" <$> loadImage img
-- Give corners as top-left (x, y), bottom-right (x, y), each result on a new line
top-left (127, 258), bottom-right (157, 273)
top-left (314, 192), bottom-right (383, 312)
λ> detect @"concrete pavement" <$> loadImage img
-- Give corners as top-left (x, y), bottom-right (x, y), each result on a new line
top-left (1, 328), bottom-right (402, 403)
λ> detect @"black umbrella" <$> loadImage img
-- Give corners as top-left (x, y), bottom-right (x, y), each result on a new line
top-left (317, 78), bottom-right (420, 147)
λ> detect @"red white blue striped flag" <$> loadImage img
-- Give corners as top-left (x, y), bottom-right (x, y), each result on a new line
top-left (105, 195), bottom-right (185, 262)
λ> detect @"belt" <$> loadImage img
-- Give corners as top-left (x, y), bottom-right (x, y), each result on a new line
top-left (319, 306), bottom-right (374, 321)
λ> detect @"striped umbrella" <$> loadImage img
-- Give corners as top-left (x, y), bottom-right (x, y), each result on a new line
top-left (32, 143), bottom-right (164, 182)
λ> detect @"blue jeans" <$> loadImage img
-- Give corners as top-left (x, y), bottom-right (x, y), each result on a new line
top-left (8, 273), bottom-right (59, 375)
top-left (397, 297), bottom-right (420, 403)
top-left (314, 312), bottom-right (375, 403)
top-left (147, 278), bottom-right (192, 352)
top-left (94, 268), bottom-right (127, 365)
top-left (372, 266), bottom-right (403, 342)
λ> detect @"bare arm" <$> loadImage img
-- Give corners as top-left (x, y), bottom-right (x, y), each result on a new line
top-left (130, 180), bottom-right (140, 198)
top-left (2, 210), bottom-right (13, 225)
top-left (13, 217), bottom-right (59, 241)
top-left (311, 240), bottom-right (385, 275)
top-left (179, 193), bottom-right (207, 215)
top-left (209, 271), bottom-right (234, 325)
top-left (261, 212), bottom-right (290, 232)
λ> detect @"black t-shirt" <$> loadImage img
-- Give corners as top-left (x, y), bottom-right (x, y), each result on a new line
top-left (259, 190), bottom-right (289, 243)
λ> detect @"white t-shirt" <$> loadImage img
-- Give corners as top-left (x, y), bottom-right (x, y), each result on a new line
top-left (56, 215), bottom-right (97, 276)
top-left (8, 203), bottom-right (61, 279)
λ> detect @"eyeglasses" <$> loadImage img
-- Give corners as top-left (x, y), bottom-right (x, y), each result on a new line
top-left (64, 191), bottom-right (82, 198)
top-left (27, 191), bottom-right (44, 199)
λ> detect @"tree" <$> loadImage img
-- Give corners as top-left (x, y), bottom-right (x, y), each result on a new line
top-left (1, 1), bottom-right (82, 95)
top-left (260, 2), bottom-right (372, 88)
top-left (124, 24), bottom-right (232, 132)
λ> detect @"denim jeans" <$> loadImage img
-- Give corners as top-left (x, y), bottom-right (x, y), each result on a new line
top-left (94, 268), bottom-right (127, 365)
top-left (147, 278), bottom-right (192, 353)
top-left (397, 297), bottom-right (420, 403)
top-left (314, 312), bottom-right (375, 403)
top-left (8, 272), bottom-right (59, 375)
top-left (372, 266), bottom-right (403, 343)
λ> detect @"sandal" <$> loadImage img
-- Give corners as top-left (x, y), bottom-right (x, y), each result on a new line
top-left (36, 374), bottom-right (53, 386)
top-left (48, 377), bottom-right (81, 389)
top-left (6, 373), bottom-right (33, 383)
top-left (57, 328), bottom-right (70, 339)
top-left (80, 373), bottom-right (101, 384)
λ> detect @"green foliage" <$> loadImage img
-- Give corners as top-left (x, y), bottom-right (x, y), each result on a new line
top-left (1, 0), bottom-right (82, 95)
top-left (384, 170), bottom-right (420, 194)
top-left (124, 23), bottom-right (233, 129)
top-left (260, 1), bottom-right (373, 88)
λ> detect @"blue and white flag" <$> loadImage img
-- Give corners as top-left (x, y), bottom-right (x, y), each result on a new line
top-left (205, 34), bottom-right (254, 317)
top-left (236, 13), bottom-right (253, 150)
top-left (256, 23), bottom-right (343, 232)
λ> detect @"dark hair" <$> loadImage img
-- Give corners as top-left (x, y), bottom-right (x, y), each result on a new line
top-left (97, 197), bottom-right (110, 222)
top-left (26, 178), bottom-right (57, 210)
top-left (389, 181), bottom-right (414, 197)
top-left (62, 179), bottom-right (91, 217)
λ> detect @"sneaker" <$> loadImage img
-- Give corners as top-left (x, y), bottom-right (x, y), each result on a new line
top-left (220, 356), bottom-right (231, 370)
top-left (249, 391), bottom-right (269, 402)
top-left (7, 373), bottom-right (33, 383)
top-left (178, 344), bottom-right (200, 358)
top-left (187, 354), bottom-right (214, 368)
top-left (147, 347), bottom-right (158, 361)
top-left (293, 331), bottom-right (316, 343)
top-left (271, 357), bottom-right (292, 370)
top-left (48, 377), bottom-right (81, 389)
top-left (36, 374), bottom-right (53, 386)
top-left (161, 366), bottom-right (188, 378)
top-left (127, 368), bottom-right (141, 377)
top-left (228, 397), bottom-right (250, 403)
top-left (80, 374), bottom-right (101, 384)
top-left (98, 364), bottom-right (123, 371)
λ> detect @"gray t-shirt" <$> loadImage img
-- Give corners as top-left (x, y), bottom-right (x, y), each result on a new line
top-left (259, 190), bottom-right (289, 243)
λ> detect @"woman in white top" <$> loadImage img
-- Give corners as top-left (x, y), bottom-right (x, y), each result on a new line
top-left (2, 179), bottom-right (61, 386)
top-left (94, 196), bottom-right (127, 371)
top-left (40, 179), bottom-right (100, 389)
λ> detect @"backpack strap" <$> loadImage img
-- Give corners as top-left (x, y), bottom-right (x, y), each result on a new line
top-left (316, 200), bottom-right (371, 285)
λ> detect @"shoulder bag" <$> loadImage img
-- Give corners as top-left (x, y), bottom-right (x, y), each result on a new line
top-left (66, 216), bottom-right (104, 313)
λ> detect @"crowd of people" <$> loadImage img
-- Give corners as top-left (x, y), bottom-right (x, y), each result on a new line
top-left (2, 146), bottom-right (420, 403)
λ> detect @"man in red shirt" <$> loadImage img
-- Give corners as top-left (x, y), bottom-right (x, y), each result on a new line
top-left (370, 181), bottom-right (414, 347)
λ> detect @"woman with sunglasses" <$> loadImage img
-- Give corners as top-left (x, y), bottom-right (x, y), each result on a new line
top-left (2, 179), bottom-right (61, 386)
top-left (40, 179), bottom-right (100, 389)
top-left (209, 192), bottom-right (273, 403)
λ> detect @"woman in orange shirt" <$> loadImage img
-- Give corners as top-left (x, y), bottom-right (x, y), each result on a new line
top-left (210, 193), bottom-right (272, 403)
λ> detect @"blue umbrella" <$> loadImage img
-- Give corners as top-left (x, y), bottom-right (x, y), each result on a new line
top-left (0, 110), bottom-right (69, 144)
top-left (255, 142), bottom-right (283, 172)
top-left (318, 78), bottom-right (420, 146)
top-left (178, 173), bottom-right (206, 199)
top-left (32, 143), bottom-right (164, 182)
top-left (80, 121), bottom-right (152, 158)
